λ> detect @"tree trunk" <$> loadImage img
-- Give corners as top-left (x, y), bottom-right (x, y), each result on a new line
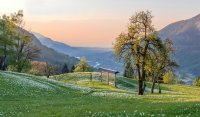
top-left (1, 44), bottom-right (7, 70)
top-left (151, 79), bottom-right (156, 94)
top-left (1, 56), bottom-right (6, 70)
top-left (141, 65), bottom-right (146, 94)
top-left (137, 64), bottom-right (143, 95)
top-left (138, 79), bottom-right (143, 95)
top-left (142, 81), bottom-right (146, 93)
top-left (158, 83), bottom-right (161, 94)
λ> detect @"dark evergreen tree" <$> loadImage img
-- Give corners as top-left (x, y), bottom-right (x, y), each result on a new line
top-left (70, 65), bottom-right (75, 72)
top-left (62, 63), bottom-right (69, 73)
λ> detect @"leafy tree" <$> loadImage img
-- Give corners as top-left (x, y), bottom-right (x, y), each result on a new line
top-left (0, 14), bottom-right (16, 70)
top-left (74, 57), bottom-right (91, 72)
top-left (114, 10), bottom-right (178, 95)
top-left (146, 38), bottom-right (178, 93)
top-left (194, 76), bottom-right (200, 86)
top-left (29, 61), bottom-right (47, 75)
top-left (62, 63), bottom-right (69, 73)
top-left (113, 10), bottom-right (161, 95)
top-left (10, 10), bottom-right (40, 72)
top-left (0, 10), bottom-right (40, 72)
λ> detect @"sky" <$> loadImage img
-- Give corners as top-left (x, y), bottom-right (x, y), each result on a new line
top-left (0, 0), bottom-right (200, 47)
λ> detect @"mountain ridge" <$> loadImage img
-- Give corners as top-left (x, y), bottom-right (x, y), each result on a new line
top-left (28, 32), bottom-right (79, 69)
top-left (33, 32), bottom-right (123, 73)
top-left (159, 13), bottom-right (200, 77)
top-left (33, 13), bottom-right (200, 78)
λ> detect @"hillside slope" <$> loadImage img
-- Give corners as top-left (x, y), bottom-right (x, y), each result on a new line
top-left (1, 71), bottom-right (200, 116)
top-left (29, 33), bottom-right (79, 68)
top-left (159, 14), bottom-right (200, 77)
top-left (33, 33), bottom-right (123, 72)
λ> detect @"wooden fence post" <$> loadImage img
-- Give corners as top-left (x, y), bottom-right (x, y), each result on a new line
top-left (100, 71), bottom-right (102, 82)
top-left (107, 72), bottom-right (109, 85)
top-left (90, 72), bottom-right (92, 81)
top-left (114, 73), bottom-right (117, 87)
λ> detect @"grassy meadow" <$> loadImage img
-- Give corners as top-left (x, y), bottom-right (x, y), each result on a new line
top-left (0, 71), bottom-right (200, 117)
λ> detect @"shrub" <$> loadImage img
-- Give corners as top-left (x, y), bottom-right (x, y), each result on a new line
top-left (163, 72), bottom-right (175, 84)
top-left (6, 65), bottom-right (17, 72)
top-left (6, 60), bottom-right (32, 73)
top-left (194, 76), bottom-right (200, 86)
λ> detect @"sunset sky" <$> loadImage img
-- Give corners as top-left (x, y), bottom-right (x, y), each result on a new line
top-left (0, 0), bottom-right (200, 47)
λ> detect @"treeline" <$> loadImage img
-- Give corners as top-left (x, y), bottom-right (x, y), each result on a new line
top-left (113, 10), bottom-right (179, 95)
top-left (30, 57), bottom-right (92, 77)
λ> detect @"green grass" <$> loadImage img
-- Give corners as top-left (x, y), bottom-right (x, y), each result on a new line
top-left (0, 71), bottom-right (200, 117)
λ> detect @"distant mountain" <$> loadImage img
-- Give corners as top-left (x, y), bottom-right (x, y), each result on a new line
top-left (33, 32), bottom-right (123, 73)
top-left (34, 14), bottom-right (200, 78)
top-left (159, 14), bottom-right (200, 78)
top-left (29, 33), bottom-right (79, 69)
top-left (33, 32), bottom-right (72, 51)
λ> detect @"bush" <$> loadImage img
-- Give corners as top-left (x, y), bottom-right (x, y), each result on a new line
top-left (194, 76), bottom-right (200, 86)
top-left (6, 65), bottom-right (17, 72)
top-left (6, 60), bottom-right (32, 73)
top-left (163, 72), bottom-right (175, 84)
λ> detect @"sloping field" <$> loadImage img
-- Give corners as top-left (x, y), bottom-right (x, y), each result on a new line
top-left (0, 71), bottom-right (200, 117)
